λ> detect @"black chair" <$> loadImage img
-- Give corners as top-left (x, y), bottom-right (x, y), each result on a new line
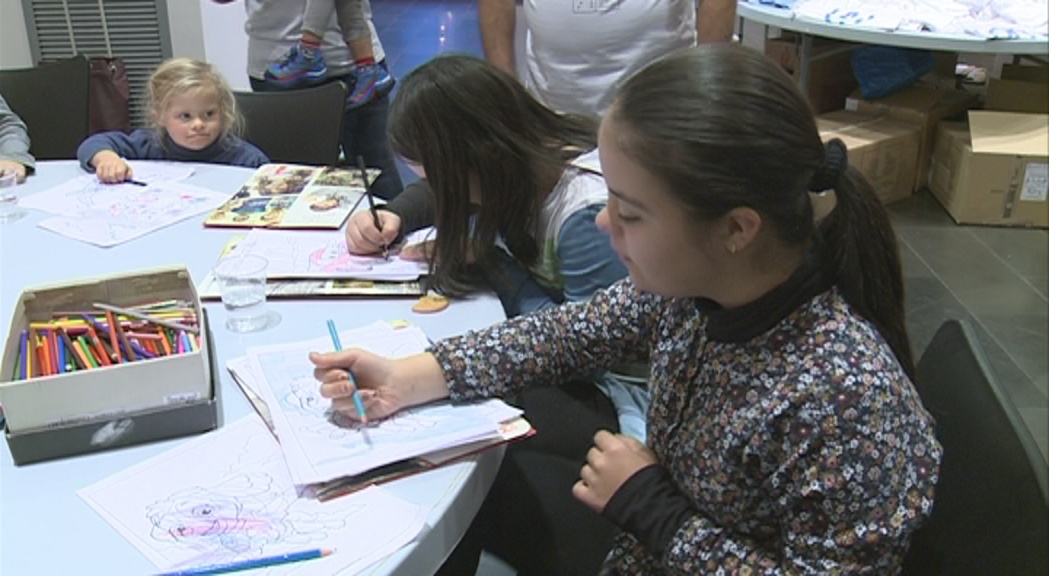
top-left (903, 319), bottom-right (1049, 575)
top-left (0, 55), bottom-right (90, 160)
top-left (235, 82), bottom-right (348, 166)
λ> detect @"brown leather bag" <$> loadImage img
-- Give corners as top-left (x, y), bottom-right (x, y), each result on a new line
top-left (88, 56), bottom-right (131, 133)
top-left (62, 0), bottom-right (131, 133)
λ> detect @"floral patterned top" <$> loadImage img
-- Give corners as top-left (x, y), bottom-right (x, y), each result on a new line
top-left (431, 269), bottom-right (941, 574)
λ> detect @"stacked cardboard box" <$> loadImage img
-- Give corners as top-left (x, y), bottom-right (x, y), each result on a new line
top-left (927, 66), bottom-right (1048, 228)
top-left (845, 85), bottom-right (979, 192)
top-left (817, 110), bottom-right (922, 205)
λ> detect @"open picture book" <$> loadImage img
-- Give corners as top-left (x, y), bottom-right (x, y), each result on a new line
top-left (203, 163), bottom-right (380, 229)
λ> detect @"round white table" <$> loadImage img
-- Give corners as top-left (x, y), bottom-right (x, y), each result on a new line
top-left (0, 161), bottom-right (506, 575)
top-left (738, 2), bottom-right (1049, 87)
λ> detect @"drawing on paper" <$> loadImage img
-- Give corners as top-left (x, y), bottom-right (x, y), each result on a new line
top-left (77, 416), bottom-right (430, 574)
top-left (225, 229), bottom-right (428, 281)
top-left (245, 325), bottom-right (522, 483)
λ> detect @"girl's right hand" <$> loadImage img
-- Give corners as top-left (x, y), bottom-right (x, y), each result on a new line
top-left (92, 151), bottom-right (132, 184)
top-left (344, 209), bottom-right (402, 255)
top-left (310, 349), bottom-right (449, 421)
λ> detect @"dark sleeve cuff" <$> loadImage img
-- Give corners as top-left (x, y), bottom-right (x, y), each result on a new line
top-left (602, 463), bottom-right (696, 557)
top-left (385, 178), bottom-right (435, 233)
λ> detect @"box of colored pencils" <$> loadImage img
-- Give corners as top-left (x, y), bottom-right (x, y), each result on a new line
top-left (0, 266), bottom-right (215, 462)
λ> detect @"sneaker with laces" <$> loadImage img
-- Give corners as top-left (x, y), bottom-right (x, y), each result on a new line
top-left (345, 64), bottom-right (395, 110)
top-left (264, 45), bottom-right (327, 87)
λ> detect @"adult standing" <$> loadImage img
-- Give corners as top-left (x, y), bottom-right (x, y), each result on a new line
top-left (215, 0), bottom-right (404, 199)
top-left (479, 0), bottom-right (737, 117)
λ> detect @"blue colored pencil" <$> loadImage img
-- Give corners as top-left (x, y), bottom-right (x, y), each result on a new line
top-left (326, 319), bottom-right (368, 423)
top-left (156, 547), bottom-right (333, 575)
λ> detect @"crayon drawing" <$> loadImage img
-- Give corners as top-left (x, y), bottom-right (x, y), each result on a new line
top-left (24, 176), bottom-right (229, 247)
top-left (226, 228), bottom-right (428, 281)
top-left (245, 323), bottom-right (521, 484)
top-left (78, 416), bottom-right (428, 574)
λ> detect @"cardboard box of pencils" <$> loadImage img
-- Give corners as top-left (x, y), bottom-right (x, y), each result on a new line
top-left (0, 266), bottom-right (214, 452)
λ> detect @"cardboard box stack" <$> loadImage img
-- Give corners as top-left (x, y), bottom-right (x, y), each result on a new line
top-left (928, 65), bottom-right (1048, 228)
top-left (845, 85), bottom-right (979, 192)
top-left (816, 110), bottom-right (922, 205)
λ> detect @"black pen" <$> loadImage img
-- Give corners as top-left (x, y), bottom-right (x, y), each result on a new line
top-left (356, 155), bottom-right (389, 260)
top-left (124, 179), bottom-right (148, 186)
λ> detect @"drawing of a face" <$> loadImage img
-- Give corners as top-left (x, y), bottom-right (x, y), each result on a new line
top-left (147, 475), bottom-right (287, 556)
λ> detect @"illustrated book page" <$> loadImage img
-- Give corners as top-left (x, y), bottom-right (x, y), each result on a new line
top-left (203, 163), bottom-right (379, 229)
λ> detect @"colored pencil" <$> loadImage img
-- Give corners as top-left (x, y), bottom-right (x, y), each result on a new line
top-left (156, 547), bottom-right (333, 576)
top-left (326, 319), bottom-right (368, 422)
top-left (18, 330), bottom-right (27, 380)
top-left (113, 317), bottom-right (137, 362)
top-left (60, 328), bottom-right (89, 371)
top-left (105, 310), bottom-right (122, 363)
top-left (93, 302), bottom-right (199, 334)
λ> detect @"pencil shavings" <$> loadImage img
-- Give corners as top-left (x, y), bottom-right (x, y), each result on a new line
top-left (411, 294), bottom-right (450, 314)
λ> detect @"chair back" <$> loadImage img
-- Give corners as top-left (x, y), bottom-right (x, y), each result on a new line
top-left (235, 82), bottom-right (347, 166)
top-left (903, 319), bottom-right (1049, 575)
top-left (0, 56), bottom-right (90, 160)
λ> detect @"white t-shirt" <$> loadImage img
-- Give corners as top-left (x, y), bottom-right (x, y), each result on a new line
top-left (521, 0), bottom-right (696, 117)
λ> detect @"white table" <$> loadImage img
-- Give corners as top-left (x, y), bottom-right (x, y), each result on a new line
top-left (738, 2), bottom-right (1049, 87)
top-left (0, 161), bottom-right (507, 575)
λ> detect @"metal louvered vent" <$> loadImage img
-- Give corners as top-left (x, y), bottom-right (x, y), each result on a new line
top-left (22, 0), bottom-right (173, 127)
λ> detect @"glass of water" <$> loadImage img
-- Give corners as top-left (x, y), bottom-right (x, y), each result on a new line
top-left (213, 254), bottom-right (273, 332)
top-left (0, 170), bottom-right (26, 224)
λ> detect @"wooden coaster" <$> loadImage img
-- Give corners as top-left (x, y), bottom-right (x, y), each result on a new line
top-left (411, 294), bottom-right (450, 314)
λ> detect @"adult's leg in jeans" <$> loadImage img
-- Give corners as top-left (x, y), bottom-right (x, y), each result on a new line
top-left (438, 381), bottom-right (621, 576)
top-left (339, 70), bottom-right (403, 199)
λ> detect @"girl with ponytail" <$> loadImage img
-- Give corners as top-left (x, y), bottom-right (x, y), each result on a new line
top-left (313, 44), bottom-right (941, 573)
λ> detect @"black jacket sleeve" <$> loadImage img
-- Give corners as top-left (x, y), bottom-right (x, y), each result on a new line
top-left (384, 178), bottom-right (435, 234)
top-left (603, 464), bottom-right (696, 558)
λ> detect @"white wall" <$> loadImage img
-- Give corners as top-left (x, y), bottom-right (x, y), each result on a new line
top-left (199, 1), bottom-right (251, 90)
top-left (0, 0), bottom-right (230, 76)
top-left (0, 0), bottom-right (32, 68)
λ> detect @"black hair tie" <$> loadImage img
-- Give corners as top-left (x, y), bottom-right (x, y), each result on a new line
top-left (808, 138), bottom-right (848, 192)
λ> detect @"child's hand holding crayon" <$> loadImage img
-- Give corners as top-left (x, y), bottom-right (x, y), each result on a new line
top-left (90, 150), bottom-right (133, 184)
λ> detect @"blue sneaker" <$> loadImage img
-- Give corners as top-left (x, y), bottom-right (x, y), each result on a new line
top-left (264, 45), bottom-right (327, 87)
top-left (345, 64), bottom-right (395, 110)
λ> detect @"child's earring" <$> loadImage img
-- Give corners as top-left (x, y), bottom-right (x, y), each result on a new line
top-left (728, 244), bottom-right (737, 255)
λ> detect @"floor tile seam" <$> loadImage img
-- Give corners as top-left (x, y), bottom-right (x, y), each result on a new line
top-left (968, 228), bottom-right (1049, 303)
top-left (898, 233), bottom-right (1046, 396)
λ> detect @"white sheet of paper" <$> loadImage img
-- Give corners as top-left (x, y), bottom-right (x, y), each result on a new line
top-left (78, 416), bottom-right (427, 574)
top-left (244, 322), bottom-right (520, 484)
top-left (227, 228), bottom-right (428, 281)
top-left (24, 176), bottom-right (228, 247)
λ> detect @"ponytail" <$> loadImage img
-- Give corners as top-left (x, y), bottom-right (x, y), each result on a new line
top-left (816, 163), bottom-right (915, 378)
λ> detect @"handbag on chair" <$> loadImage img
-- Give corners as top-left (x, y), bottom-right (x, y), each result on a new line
top-left (62, 0), bottom-right (131, 133)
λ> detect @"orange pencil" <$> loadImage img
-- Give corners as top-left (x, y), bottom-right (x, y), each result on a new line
top-left (37, 335), bottom-right (51, 377)
top-left (157, 325), bottom-right (172, 356)
top-left (84, 324), bottom-right (112, 367)
top-left (105, 310), bottom-right (122, 363)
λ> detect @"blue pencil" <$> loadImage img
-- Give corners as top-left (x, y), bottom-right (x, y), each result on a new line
top-left (156, 547), bottom-right (333, 575)
top-left (326, 319), bottom-right (368, 422)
